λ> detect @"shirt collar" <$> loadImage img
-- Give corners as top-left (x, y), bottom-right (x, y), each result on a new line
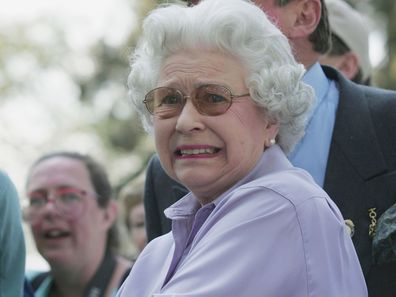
top-left (303, 62), bottom-right (331, 115)
top-left (164, 145), bottom-right (292, 220)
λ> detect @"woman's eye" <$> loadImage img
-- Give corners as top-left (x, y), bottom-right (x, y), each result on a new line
top-left (204, 93), bottom-right (227, 104)
top-left (59, 193), bottom-right (81, 203)
top-left (30, 197), bottom-right (46, 207)
top-left (132, 221), bottom-right (145, 229)
top-left (161, 95), bottom-right (181, 105)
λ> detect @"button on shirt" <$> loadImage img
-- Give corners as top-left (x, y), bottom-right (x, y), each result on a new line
top-left (288, 62), bottom-right (339, 187)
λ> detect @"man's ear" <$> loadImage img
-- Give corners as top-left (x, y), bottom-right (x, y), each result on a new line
top-left (289, 0), bottom-right (321, 38)
top-left (337, 52), bottom-right (360, 80)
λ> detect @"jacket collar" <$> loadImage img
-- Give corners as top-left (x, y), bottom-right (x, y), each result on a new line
top-left (322, 66), bottom-right (387, 182)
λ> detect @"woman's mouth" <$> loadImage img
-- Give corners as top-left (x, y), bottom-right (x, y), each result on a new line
top-left (175, 146), bottom-right (221, 157)
top-left (43, 229), bottom-right (71, 239)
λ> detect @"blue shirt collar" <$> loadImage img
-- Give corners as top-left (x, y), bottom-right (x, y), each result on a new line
top-left (303, 62), bottom-right (331, 118)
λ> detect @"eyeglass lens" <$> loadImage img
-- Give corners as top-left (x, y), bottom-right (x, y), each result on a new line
top-left (25, 187), bottom-right (86, 223)
top-left (145, 84), bottom-right (242, 118)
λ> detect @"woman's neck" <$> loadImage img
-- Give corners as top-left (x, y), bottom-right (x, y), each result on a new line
top-left (49, 248), bottom-right (107, 297)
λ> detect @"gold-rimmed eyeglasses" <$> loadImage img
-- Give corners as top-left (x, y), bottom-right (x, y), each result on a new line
top-left (143, 84), bottom-right (250, 119)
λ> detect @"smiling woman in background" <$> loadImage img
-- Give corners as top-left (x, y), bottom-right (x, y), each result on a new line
top-left (24, 152), bottom-right (132, 297)
top-left (117, 0), bottom-right (367, 296)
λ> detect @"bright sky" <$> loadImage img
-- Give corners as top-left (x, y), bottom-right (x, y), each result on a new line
top-left (1, 0), bottom-right (137, 46)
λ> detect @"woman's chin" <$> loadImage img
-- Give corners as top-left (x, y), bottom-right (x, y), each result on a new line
top-left (43, 253), bottom-right (71, 267)
top-left (177, 174), bottom-right (214, 192)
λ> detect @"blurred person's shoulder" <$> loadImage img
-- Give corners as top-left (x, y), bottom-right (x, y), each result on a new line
top-left (25, 270), bottom-right (52, 296)
top-left (324, 65), bottom-right (396, 98)
top-left (0, 170), bottom-right (15, 196)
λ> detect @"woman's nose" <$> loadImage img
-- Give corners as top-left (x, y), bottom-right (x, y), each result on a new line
top-left (44, 199), bottom-right (57, 210)
top-left (175, 99), bottom-right (205, 133)
top-left (41, 196), bottom-right (60, 217)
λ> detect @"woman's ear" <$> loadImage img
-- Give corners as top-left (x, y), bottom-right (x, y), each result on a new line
top-left (264, 122), bottom-right (280, 148)
top-left (102, 200), bottom-right (118, 230)
top-left (269, 122), bottom-right (280, 140)
top-left (288, 0), bottom-right (321, 39)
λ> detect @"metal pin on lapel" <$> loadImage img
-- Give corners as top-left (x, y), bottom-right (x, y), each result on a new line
top-left (368, 208), bottom-right (377, 237)
top-left (345, 219), bottom-right (355, 237)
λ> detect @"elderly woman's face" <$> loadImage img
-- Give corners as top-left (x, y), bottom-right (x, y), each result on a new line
top-left (154, 49), bottom-right (278, 203)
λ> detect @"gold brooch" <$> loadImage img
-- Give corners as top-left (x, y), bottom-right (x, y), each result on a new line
top-left (368, 208), bottom-right (377, 237)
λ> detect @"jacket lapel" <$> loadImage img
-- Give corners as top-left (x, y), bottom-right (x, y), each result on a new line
top-left (323, 66), bottom-right (387, 188)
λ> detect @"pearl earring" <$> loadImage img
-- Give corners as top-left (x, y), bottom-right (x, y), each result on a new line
top-left (270, 139), bottom-right (276, 145)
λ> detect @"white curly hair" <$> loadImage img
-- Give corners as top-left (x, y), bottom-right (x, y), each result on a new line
top-left (127, 0), bottom-right (314, 154)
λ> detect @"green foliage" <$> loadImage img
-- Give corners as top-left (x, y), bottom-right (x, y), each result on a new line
top-left (368, 0), bottom-right (396, 89)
